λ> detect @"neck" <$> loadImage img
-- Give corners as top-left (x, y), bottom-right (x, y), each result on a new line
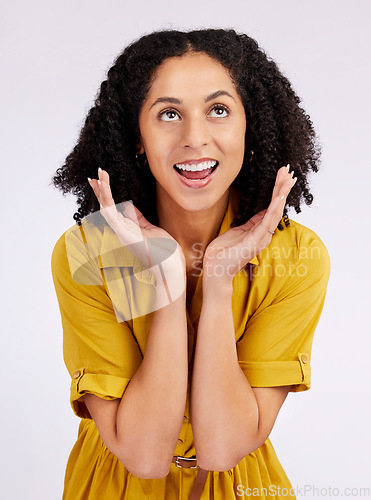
top-left (156, 187), bottom-right (230, 262)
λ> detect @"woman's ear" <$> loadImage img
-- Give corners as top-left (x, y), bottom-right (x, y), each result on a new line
top-left (137, 138), bottom-right (145, 155)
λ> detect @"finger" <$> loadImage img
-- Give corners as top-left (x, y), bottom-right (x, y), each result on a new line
top-left (113, 198), bottom-right (156, 234)
top-left (239, 209), bottom-right (266, 232)
top-left (97, 168), bottom-right (115, 208)
top-left (91, 169), bottom-right (131, 234)
top-left (91, 170), bottom-right (155, 244)
top-left (238, 165), bottom-right (293, 235)
top-left (256, 175), bottom-right (297, 239)
top-left (277, 173), bottom-right (297, 201)
top-left (271, 164), bottom-right (294, 201)
top-left (87, 169), bottom-right (113, 209)
top-left (267, 175), bottom-right (297, 223)
top-left (87, 177), bottom-right (101, 204)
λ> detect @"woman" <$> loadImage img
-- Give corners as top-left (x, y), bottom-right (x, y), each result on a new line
top-left (51, 29), bottom-right (330, 499)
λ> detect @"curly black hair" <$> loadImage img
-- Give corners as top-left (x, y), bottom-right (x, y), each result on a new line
top-left (51, 28), bottom-right (320, 230)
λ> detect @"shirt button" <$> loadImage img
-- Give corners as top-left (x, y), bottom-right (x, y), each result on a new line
top-left (301, 354), bottom-right (309, 364)
top-left (73, 370), bottom-right (81, 379)
top-left (183, 416), bottom-right (188, 423)
top-left (177, 439), bottom-right (183, 445)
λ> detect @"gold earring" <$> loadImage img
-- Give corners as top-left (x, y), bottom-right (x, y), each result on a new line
top-left (135, 152), bottom-right (148, 170)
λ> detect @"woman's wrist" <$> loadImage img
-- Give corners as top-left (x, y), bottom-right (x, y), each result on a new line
top-left (202, 270), bottom-right (234, 297)
top-left (202, 258), bottom-right (234, 290)
top-left (151, 245), bottom-right (186, 309)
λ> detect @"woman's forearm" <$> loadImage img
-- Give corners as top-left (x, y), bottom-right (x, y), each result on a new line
top-left (190, 277), bottom-right (261, 471)
top-left (114, 285), bottom-right (188, 477)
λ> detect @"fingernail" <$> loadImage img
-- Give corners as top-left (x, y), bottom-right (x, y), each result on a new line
top-left (280, 195), bottom-right (285, 200)
top-left (292, 176), bottom-right (297, 183)
top-left (97, 180), bottom-right (101, 185)
top-left (290, 171), bottom-right (294, 177)
top-left (87, 177), bottom-right (92, 182)
top-left (286, 163), bottom-right (290, 171)
top-left (98, 167), bottom-right (103, 173)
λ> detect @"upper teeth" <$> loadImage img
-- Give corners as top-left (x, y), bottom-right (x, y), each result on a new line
top-left (175, 160), bottom-right (217, 171)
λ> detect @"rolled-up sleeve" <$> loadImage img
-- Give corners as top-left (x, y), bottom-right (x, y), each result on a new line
top-left (51, 227), bottom-right (143, 418)
top-left (237, 228), bottom-right (330, 393)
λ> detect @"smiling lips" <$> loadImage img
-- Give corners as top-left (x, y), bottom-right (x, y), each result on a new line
top-left (174, 159), bottom-right (218, 180)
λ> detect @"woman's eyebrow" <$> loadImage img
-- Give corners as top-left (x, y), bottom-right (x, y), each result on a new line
top-left (205, 90), bottom-right (235, 102)
top-left (150, 97), bottom-right (181, 109)
top-left (149, 90), bottom-right (235, 110)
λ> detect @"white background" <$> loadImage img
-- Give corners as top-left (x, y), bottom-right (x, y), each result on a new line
top-left (1, 1), bottom-right (370, 499)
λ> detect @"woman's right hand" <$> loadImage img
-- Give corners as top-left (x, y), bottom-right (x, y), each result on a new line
top-left (88, 168), bottom-right (186, 305)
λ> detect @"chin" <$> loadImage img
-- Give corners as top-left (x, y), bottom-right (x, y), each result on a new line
top-left (180, 198), bottom-right (222, 215)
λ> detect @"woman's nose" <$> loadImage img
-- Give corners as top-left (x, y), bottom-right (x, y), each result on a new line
top-left (180, 117), bottom-right (210, 149)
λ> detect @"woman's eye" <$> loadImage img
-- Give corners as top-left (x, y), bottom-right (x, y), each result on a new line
top-left (209, 105), bottom-right (229, 118)
top-left (159, 109), bottom-right (180, 122)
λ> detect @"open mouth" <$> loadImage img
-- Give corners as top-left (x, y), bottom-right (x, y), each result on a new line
top-left (173, 161), bottom-right (219, 180)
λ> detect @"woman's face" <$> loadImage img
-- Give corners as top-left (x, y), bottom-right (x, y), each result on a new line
top-left (138, 52), bottom-right (246, 213)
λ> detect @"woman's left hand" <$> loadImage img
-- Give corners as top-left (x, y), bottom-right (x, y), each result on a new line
top-left (203, 165), bottom-right (297, 283)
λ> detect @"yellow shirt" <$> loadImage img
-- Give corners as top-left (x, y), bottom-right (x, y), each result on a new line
top-left (51, 186), bottom-right (330, 499)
